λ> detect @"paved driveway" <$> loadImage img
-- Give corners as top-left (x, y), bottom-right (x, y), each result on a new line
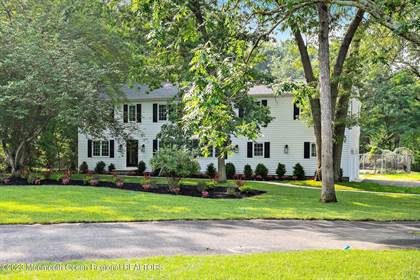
top-left (0, 219), bottom-right (419, 263)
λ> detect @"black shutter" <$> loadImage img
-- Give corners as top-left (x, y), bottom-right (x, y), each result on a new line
top-left (264, 142), bottom-right (270, 158)
top-left (136, 104), bottom-right (142, 123)
top-left (123, 104), bottom-right (128, 123)
top-left (109, 140), bottom-right (115, 158)
top-left (153, 104), bottom-right (158, 122)
top-left (87, 140), bottom-right (92, 158)
top-left (238, 107), bottom-right (244, 118)
top-left (247, 142), bottom-right (253, 158)
top-left (153, 139), bottom-right (158, 153)
top-left (293, 103), bottom-right (300, 120)
top-left (261, 100), bottom-right (268, 106)
top-left (224, 152), bottom-right (228, 159)
top-left (304, 142), bottom-right (310, 159)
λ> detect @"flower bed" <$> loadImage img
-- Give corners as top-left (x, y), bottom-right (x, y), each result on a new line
top-left (0, 177), bottom-right (265, 199)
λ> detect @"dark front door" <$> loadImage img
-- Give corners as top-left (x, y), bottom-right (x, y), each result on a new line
top-left (126, 140), bottom-right (138, 167)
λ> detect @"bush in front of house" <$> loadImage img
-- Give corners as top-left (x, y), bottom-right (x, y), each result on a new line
top-left (276, 163), bottom-right (286, 178)
top-left (255, 163), bottom-right (269, 179)
top-left (79, 161), bottom-right (89, 173)
top-left (137, 161), bottom-right (146, 175)
top-left (243, 164), bottom-right (253, 179)
top-left (206, 163), bottom-right (216, 178)
top-left (108, 163), bottom-right (116, 173)
top-left (225, 162), bottom-right (236, 179)
top-left (94, 161), bottom-right (106, 174)
top-left (293, 163), bottom-right (305, 180)
top-left (151, 147), bottom-right (200, 193)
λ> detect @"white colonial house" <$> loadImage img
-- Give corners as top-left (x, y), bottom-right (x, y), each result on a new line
top-left (78, 84), bottom-right (360, 181)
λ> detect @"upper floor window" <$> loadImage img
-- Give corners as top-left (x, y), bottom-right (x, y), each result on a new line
top-left (159, 105), bottom-right (167, 121)
top-left (293, 103), bottom-right (300, 120)
top-left (129, 105), bottom-right (136, 122)
top-left (124, 104), bottom-right (141, 123)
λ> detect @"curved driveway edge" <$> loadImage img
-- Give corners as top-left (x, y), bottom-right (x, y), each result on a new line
top-left (0, 219), bottom-right (419, 263)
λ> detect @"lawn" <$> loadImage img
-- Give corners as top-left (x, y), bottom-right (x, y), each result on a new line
top-left (360, 172), bottom-right (420, 182)
top-left (1, 250), bottom-right (418, 279)
top-left (0, 180), bottom-right (419, 224)
top-left (283, 179), bottom-right (420, 194)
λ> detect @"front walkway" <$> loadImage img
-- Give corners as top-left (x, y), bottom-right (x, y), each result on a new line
top-left (0, 219), bottom-right (418, 263)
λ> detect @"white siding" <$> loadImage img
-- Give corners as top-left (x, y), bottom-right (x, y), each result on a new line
top-left (78, 95), bottom-right (359, 180)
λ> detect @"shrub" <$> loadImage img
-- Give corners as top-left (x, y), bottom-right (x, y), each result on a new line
top-left (94, 161), bottom-right (106, 174)
top-left (276, 163), bottom-right (286, 178)
top-left (240, 185), bottom-right (252, 193)
top-left (293, 163), bottom-right (305, 180)
top-left (27, 173), bottom-right (41, 185)
top-left (225, 163), bottom-right (236, 179)
top-left (79, 161), bottom-right (89, 173)
top-left (206, 163), bottom-right (216, 179)
top-left (243, 164), bottom-right (253, 179)
top-left (137, 161), bottom-right (146, 175)
top-left (255, 164), bottom-right (268, 179)
top-left (108, 163), bottom-right (116, 173)
top-left (151, 147), bottom-right (200, 189)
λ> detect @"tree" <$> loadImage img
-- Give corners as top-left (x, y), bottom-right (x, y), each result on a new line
top-left (125, 0), bottom-right (272, 182)
top-left (0, 0), bottom-right (128, 175)
top-left (150, 147), bottom-right (200, 190)
top-left (247, 0), bottom-right (418, 202)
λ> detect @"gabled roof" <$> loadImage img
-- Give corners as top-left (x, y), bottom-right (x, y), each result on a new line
top-left (122, 84), bottom-right (274, 101)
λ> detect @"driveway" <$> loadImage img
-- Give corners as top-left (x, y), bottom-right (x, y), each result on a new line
top-left (0, 219), bottom-right (419, 263)
top-left (362, 178), bottom-right (420, 187)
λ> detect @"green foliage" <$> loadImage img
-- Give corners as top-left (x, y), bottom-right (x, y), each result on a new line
top-left (0, 0), bottom-right (128, 174)
top-left (255, 164), bottom-right (268, 179)
top-left (225, 163), bottom-right (236, 179)
top-left (79, 162), bottom-right (89, 174)
top-left (293, 163), bottom-right (306, 180)
top-left (137, 161), bottom-right (146, 175)
top-left (108, 163), bottom-right (116, 173)
top-left (206, 163), bottom-right (216, 179)
top-left (150, 147), bottom-right (200, 180)
top-left (276, 163), bottom-right (286, 178)
top-left (244, 165), bottom-right (253, 179)
top-left (95, 161), bottom-right (106, 174)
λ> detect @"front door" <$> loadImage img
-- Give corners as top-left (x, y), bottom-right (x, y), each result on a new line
top-left (126, 140), bottom-right (139, 167)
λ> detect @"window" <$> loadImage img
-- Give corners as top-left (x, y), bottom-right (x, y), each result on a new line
top-left (129, 105), bottom-right (136, 122)
top-left (293, 103), bottom-right (300, 120)
top-left (158, 105), bottom-right (167, 121)
top-left (92, 140), bottom-right (109, 157)
top-left (254, 143), bottom-right (263, 156)
top-left (102, 141), bottom-right (109, 156)
top-left (93, 141), bottom-right (101, 156)
top-left (311, 143), bottom-right (316, 157)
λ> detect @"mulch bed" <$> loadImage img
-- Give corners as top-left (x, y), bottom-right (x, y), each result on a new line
top-left (1, 177), bottom-right (265, 199)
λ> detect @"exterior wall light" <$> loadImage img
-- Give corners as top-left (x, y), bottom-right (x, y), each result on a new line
top-left (141, 144), bottom-right (145, 153)
top-left (234, 144), bottom-right (239, 153)
top-left (284, 145), bottom-right (289, 154)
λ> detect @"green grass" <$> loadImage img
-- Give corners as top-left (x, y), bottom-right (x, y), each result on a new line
top-left (1, 250), bottom-right (418, 279)
top-left (0, 180), bottom-right (419, 224)
top-left (283, 179), bottom-right (420, 194)
top-left (360, 172), bottom-right (420, 182)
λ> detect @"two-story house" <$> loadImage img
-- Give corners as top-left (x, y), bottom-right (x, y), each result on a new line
top-left (78, 83), bottom-right (360, 181)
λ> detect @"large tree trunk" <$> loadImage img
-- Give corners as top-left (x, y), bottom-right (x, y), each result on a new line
top-left (311, 99), bottom-right (322, 180)
top-left (293, 29), bottom-right (322, 180)
top-left (217, 157), bottom-right (227, 182)
top-left (317, 3), bottom-right (337, 203)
